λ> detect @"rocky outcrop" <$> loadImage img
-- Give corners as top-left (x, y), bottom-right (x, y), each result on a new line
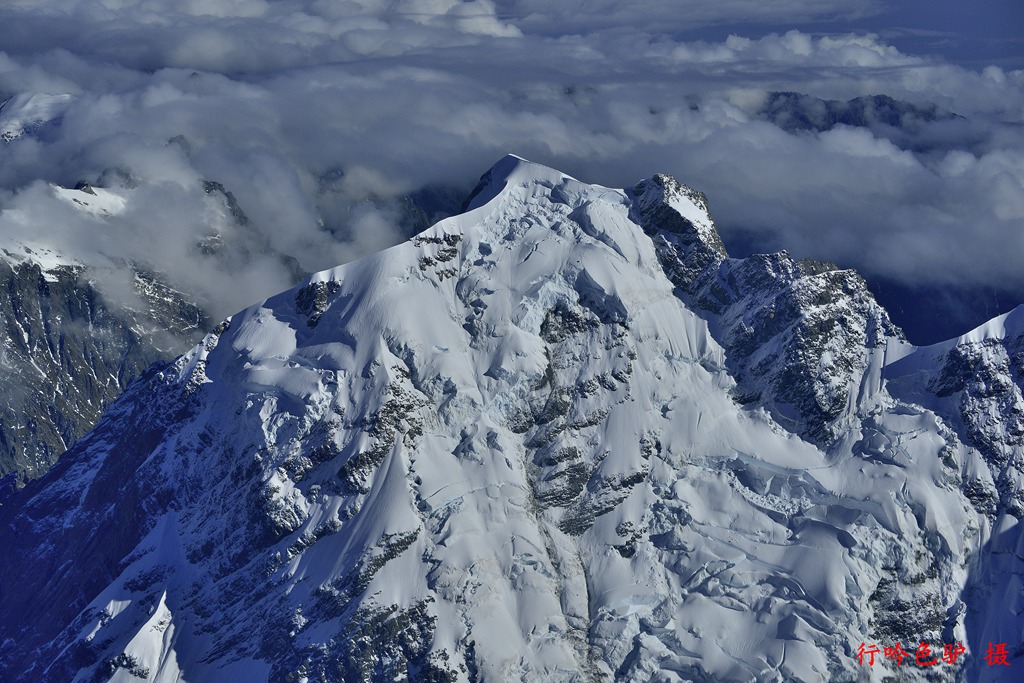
top-left (633, 174), bottom-right (902, 445)
top-left (0, 257), bottom-right (205, 485)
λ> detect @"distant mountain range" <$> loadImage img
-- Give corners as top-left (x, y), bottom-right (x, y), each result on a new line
top-left (759, 91), bottom-right (962, 137)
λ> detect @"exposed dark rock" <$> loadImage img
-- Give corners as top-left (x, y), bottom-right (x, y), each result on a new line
top-left (760, 92), bottom-right (960, 135)
top-left (0, 259), bottom-right (206, 483)
top-left (636, 173), bottom-right (902, 445)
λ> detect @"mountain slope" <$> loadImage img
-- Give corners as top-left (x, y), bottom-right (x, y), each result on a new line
top-left (0, 237), bottom-right (206, 487)
top-left (0, 156), bottom-right (1017, 682)
top-left (634, 172), bottom-right (903, 446)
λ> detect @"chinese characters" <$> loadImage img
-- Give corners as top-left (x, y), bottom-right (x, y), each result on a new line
top-left (856, 641), bottom-right (1005, 669)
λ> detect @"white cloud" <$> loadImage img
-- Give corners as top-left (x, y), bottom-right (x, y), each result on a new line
top-left (0, 1), bottom-right (1020, 337)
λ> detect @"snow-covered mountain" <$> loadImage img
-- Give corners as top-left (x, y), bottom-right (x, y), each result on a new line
top-left (0, 167), bottom-right (461, 488)
top-left (0, 156), bottom-right (1020, 682)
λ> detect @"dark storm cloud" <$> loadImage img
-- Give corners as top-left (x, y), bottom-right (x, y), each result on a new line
top-left (0, 1), bottom-right (1021, 336)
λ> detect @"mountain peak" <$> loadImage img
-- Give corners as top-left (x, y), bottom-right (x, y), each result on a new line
top-left (630, 172), bottom-right (727, 259)
top-left (461, 154), bottom-right (579, 212)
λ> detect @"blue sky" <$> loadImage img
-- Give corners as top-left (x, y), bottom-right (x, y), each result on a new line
top-left (873, 0), bottom-right (1024, 69)
top-left (652, 0), bottom-right (1024, 69)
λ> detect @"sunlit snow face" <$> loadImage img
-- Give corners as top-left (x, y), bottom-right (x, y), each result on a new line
top-left (0, 0), bottom-right (1021, 336)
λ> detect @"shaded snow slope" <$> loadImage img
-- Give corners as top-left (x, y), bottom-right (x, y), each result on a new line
top-left (0, 156), bottom-right (1018, 682)
top-left (884, 305), bottom-right (1024, 682)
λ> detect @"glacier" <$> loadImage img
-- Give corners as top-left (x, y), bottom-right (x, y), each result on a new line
top-left (0, 155), bottom-right (1021, 682)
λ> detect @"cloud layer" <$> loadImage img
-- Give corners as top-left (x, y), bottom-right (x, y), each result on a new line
top-left (0, 1), bottom-right (1021, 342)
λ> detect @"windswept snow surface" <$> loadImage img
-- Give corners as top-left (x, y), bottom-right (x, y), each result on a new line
top-left (0, 156), bottom-right (1017, 682)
